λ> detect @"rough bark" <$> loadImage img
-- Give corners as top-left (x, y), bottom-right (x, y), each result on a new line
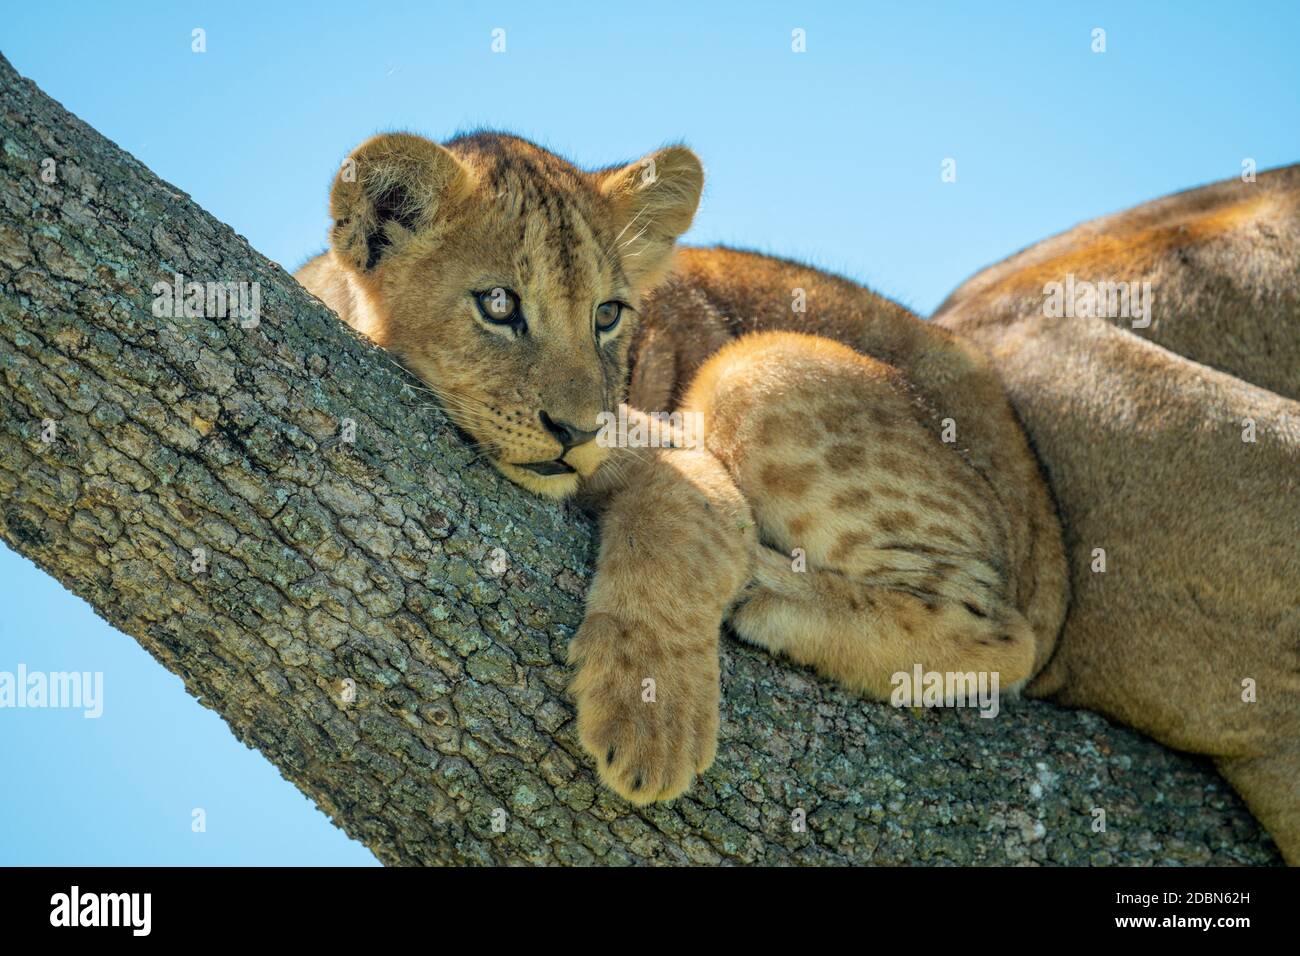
top-left (0, 52), bottom-right (1279, 865)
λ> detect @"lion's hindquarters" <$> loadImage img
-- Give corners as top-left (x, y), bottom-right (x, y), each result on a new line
top-left (684, 330), bottom-right (1057, 700)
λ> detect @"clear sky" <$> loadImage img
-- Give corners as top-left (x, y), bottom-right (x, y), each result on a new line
top-left (2, 1), bottom-right (1297, 865)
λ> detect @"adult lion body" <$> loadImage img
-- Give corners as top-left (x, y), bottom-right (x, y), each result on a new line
top-left (934, 164), bottom-right (1300, 863)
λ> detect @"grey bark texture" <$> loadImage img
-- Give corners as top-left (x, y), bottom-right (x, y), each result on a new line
top-left (0, 53), bottom-right (1280, 865)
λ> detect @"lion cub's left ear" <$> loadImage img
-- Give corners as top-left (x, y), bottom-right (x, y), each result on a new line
top-left (595, 146), bottom-right (704, 291)
top-left (329, 132), bottom-right (476, 276)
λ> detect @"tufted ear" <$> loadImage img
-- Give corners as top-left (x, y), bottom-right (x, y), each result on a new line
top-left (596, 145), bottom-right (704, 290)
top-left (329, 132), bottom-right (475, 274)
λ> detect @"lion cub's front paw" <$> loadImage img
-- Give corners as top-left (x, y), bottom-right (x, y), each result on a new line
top-left (568, 611), bottom-right (720, 805)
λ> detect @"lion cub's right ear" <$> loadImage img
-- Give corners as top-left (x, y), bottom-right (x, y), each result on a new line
top-left (329, 133), bottom-right (475, 274)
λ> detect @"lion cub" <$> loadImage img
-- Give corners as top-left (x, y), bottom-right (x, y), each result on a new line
top-left (296, 132), bottom-right (1068, 806)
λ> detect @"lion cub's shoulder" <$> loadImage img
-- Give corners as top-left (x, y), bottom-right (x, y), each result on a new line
top-left (295, 252), bottom-right (379, 340)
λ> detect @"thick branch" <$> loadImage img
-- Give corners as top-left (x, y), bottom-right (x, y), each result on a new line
top-left (0, 53), bottom-right (1277, 865)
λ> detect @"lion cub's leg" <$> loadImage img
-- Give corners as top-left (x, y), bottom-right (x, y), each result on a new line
top-left (681, 331), bottom-right (1048, 698)
top-left (570, 439), bottom-right (756, 804)
top-left (733, 548), bottom-right (1036, 699)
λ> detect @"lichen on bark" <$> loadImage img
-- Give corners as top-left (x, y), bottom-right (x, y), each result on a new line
top-left (0, 53), bottom-right (1279, 865)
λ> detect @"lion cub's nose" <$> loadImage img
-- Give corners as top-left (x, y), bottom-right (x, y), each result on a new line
top-left (539, 411), bottom-right (600, 450)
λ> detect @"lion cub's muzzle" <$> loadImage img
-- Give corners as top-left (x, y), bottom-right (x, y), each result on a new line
top-left (517, 412), bottom-right (603, 475)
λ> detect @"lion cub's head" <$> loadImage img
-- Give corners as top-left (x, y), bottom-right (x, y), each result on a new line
top-left (322, 131), bottom-right (703, 498)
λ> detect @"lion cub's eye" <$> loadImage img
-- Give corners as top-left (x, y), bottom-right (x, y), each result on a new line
top-left (595, 300), bottom-right (625, 334)
top-left (475, 288), bottom-right (523, 328)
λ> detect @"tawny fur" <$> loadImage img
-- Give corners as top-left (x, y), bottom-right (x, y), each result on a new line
top-left (934, 165), bottom-right (1300, 864)
top-left (295, 132), bottom-right (1294, 863)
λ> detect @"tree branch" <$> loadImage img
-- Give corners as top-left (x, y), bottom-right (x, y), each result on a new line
top-left (0, 53), bottom-right (1278, 865)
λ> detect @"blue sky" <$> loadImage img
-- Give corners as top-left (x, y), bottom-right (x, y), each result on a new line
top-left (2, 1), bottom-right (1297, 865)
